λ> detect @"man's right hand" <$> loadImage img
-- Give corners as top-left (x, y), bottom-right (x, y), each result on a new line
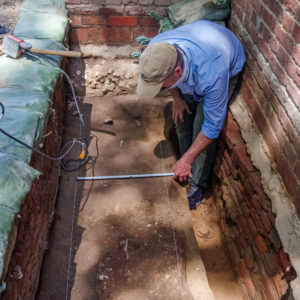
top-left (172, 98), bottom-right (192, 124)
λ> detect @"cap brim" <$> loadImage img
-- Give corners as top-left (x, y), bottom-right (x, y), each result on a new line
top-left (136, 76), bottom-right (163, 99)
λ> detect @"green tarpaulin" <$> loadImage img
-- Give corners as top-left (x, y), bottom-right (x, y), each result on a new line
top-left (0, 0), bottom-right (68, 290)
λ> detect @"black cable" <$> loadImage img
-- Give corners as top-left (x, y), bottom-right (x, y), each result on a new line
top-left (0, 50), bottom-right (89, 171)
top-left (0, 102), bottom-right (4, 121)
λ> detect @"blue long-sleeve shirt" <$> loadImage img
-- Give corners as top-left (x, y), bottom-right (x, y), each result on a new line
top-left (150, 20), bottom-right (246, 139)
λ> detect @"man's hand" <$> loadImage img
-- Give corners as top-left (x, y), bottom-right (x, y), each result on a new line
top-left (169, 87), bottom-right (192, 124)
top-left (172, 98), bottom-right (192, 124)
top-left (173, 157), bottom-right (192, 182)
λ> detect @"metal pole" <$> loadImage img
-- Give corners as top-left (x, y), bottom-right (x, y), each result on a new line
top-left (77, 172), bottom-right (175, 181)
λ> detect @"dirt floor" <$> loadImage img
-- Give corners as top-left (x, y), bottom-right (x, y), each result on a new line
top-left (36, 56), bottom-right (243, 300)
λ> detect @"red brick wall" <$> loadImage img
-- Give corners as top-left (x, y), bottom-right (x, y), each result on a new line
top-left (213, 112), bottom-right (296, 299)
top-left (228, 1), bottom-right (300, 213)
top-left (211, 1), bottom-right (299, 299)
top-left (65, 0), bottom-right (172, 44)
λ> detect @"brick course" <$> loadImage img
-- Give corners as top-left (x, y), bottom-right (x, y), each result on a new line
top-left (66, 0), bottom-right (160, 44)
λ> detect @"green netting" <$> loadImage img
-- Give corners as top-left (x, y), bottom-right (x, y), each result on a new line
top-left (0, 152), bottom-right (40, 280)
top-left (0, 0), bottom-right (67, 289)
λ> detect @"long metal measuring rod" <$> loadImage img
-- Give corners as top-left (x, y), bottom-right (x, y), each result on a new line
top-left (77, 172), bottom-right (175, 181)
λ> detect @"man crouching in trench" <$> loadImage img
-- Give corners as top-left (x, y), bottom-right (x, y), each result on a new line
top-left (137, 20), bottom-right (246, 210)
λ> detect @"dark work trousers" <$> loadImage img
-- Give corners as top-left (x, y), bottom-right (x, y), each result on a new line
top-left (175, 74), bottom-right (240, 189)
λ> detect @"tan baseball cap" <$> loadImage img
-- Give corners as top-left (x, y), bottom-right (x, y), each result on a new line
top-left (137, 42), bottom-right (177, 98)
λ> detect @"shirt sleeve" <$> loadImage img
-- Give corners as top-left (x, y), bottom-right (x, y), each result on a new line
top-left (200, 71), bottom-right (229, 139)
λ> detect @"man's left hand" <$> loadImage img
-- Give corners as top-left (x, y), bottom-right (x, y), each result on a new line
top-left (173, 157), bottom-right (192, 182)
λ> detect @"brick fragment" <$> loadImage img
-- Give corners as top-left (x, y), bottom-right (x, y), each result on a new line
top-left (255, 234), bottom-right (268, 254)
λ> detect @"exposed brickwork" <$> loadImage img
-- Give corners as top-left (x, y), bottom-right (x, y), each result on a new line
top-left (64, 1), bottom-right (299, 299)
top-left (229, 0), bottom-right (300, 211)
top-left (66, 0), bottom-right (163, 45)
top-left (213, 112), bottom-right (295, 300)
top-left (215, 4), bottom-right (299, 287)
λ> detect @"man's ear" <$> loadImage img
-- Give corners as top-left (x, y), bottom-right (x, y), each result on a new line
top-left (174, 66), bottom-right (183, 79)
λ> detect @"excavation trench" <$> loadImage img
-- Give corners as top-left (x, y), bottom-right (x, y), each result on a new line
top-left (35, 57), bottom-right (243, 300)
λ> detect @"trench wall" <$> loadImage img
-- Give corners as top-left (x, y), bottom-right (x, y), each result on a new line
top-left (0, 0), bottom-right (68, 298)
top-left (66, 0), bottom-right (300, 299)
top-left (214, 1), bottom-right (300, 299)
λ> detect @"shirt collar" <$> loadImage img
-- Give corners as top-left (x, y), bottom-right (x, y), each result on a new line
top-left (164, 46), bottom-right (189, 90)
